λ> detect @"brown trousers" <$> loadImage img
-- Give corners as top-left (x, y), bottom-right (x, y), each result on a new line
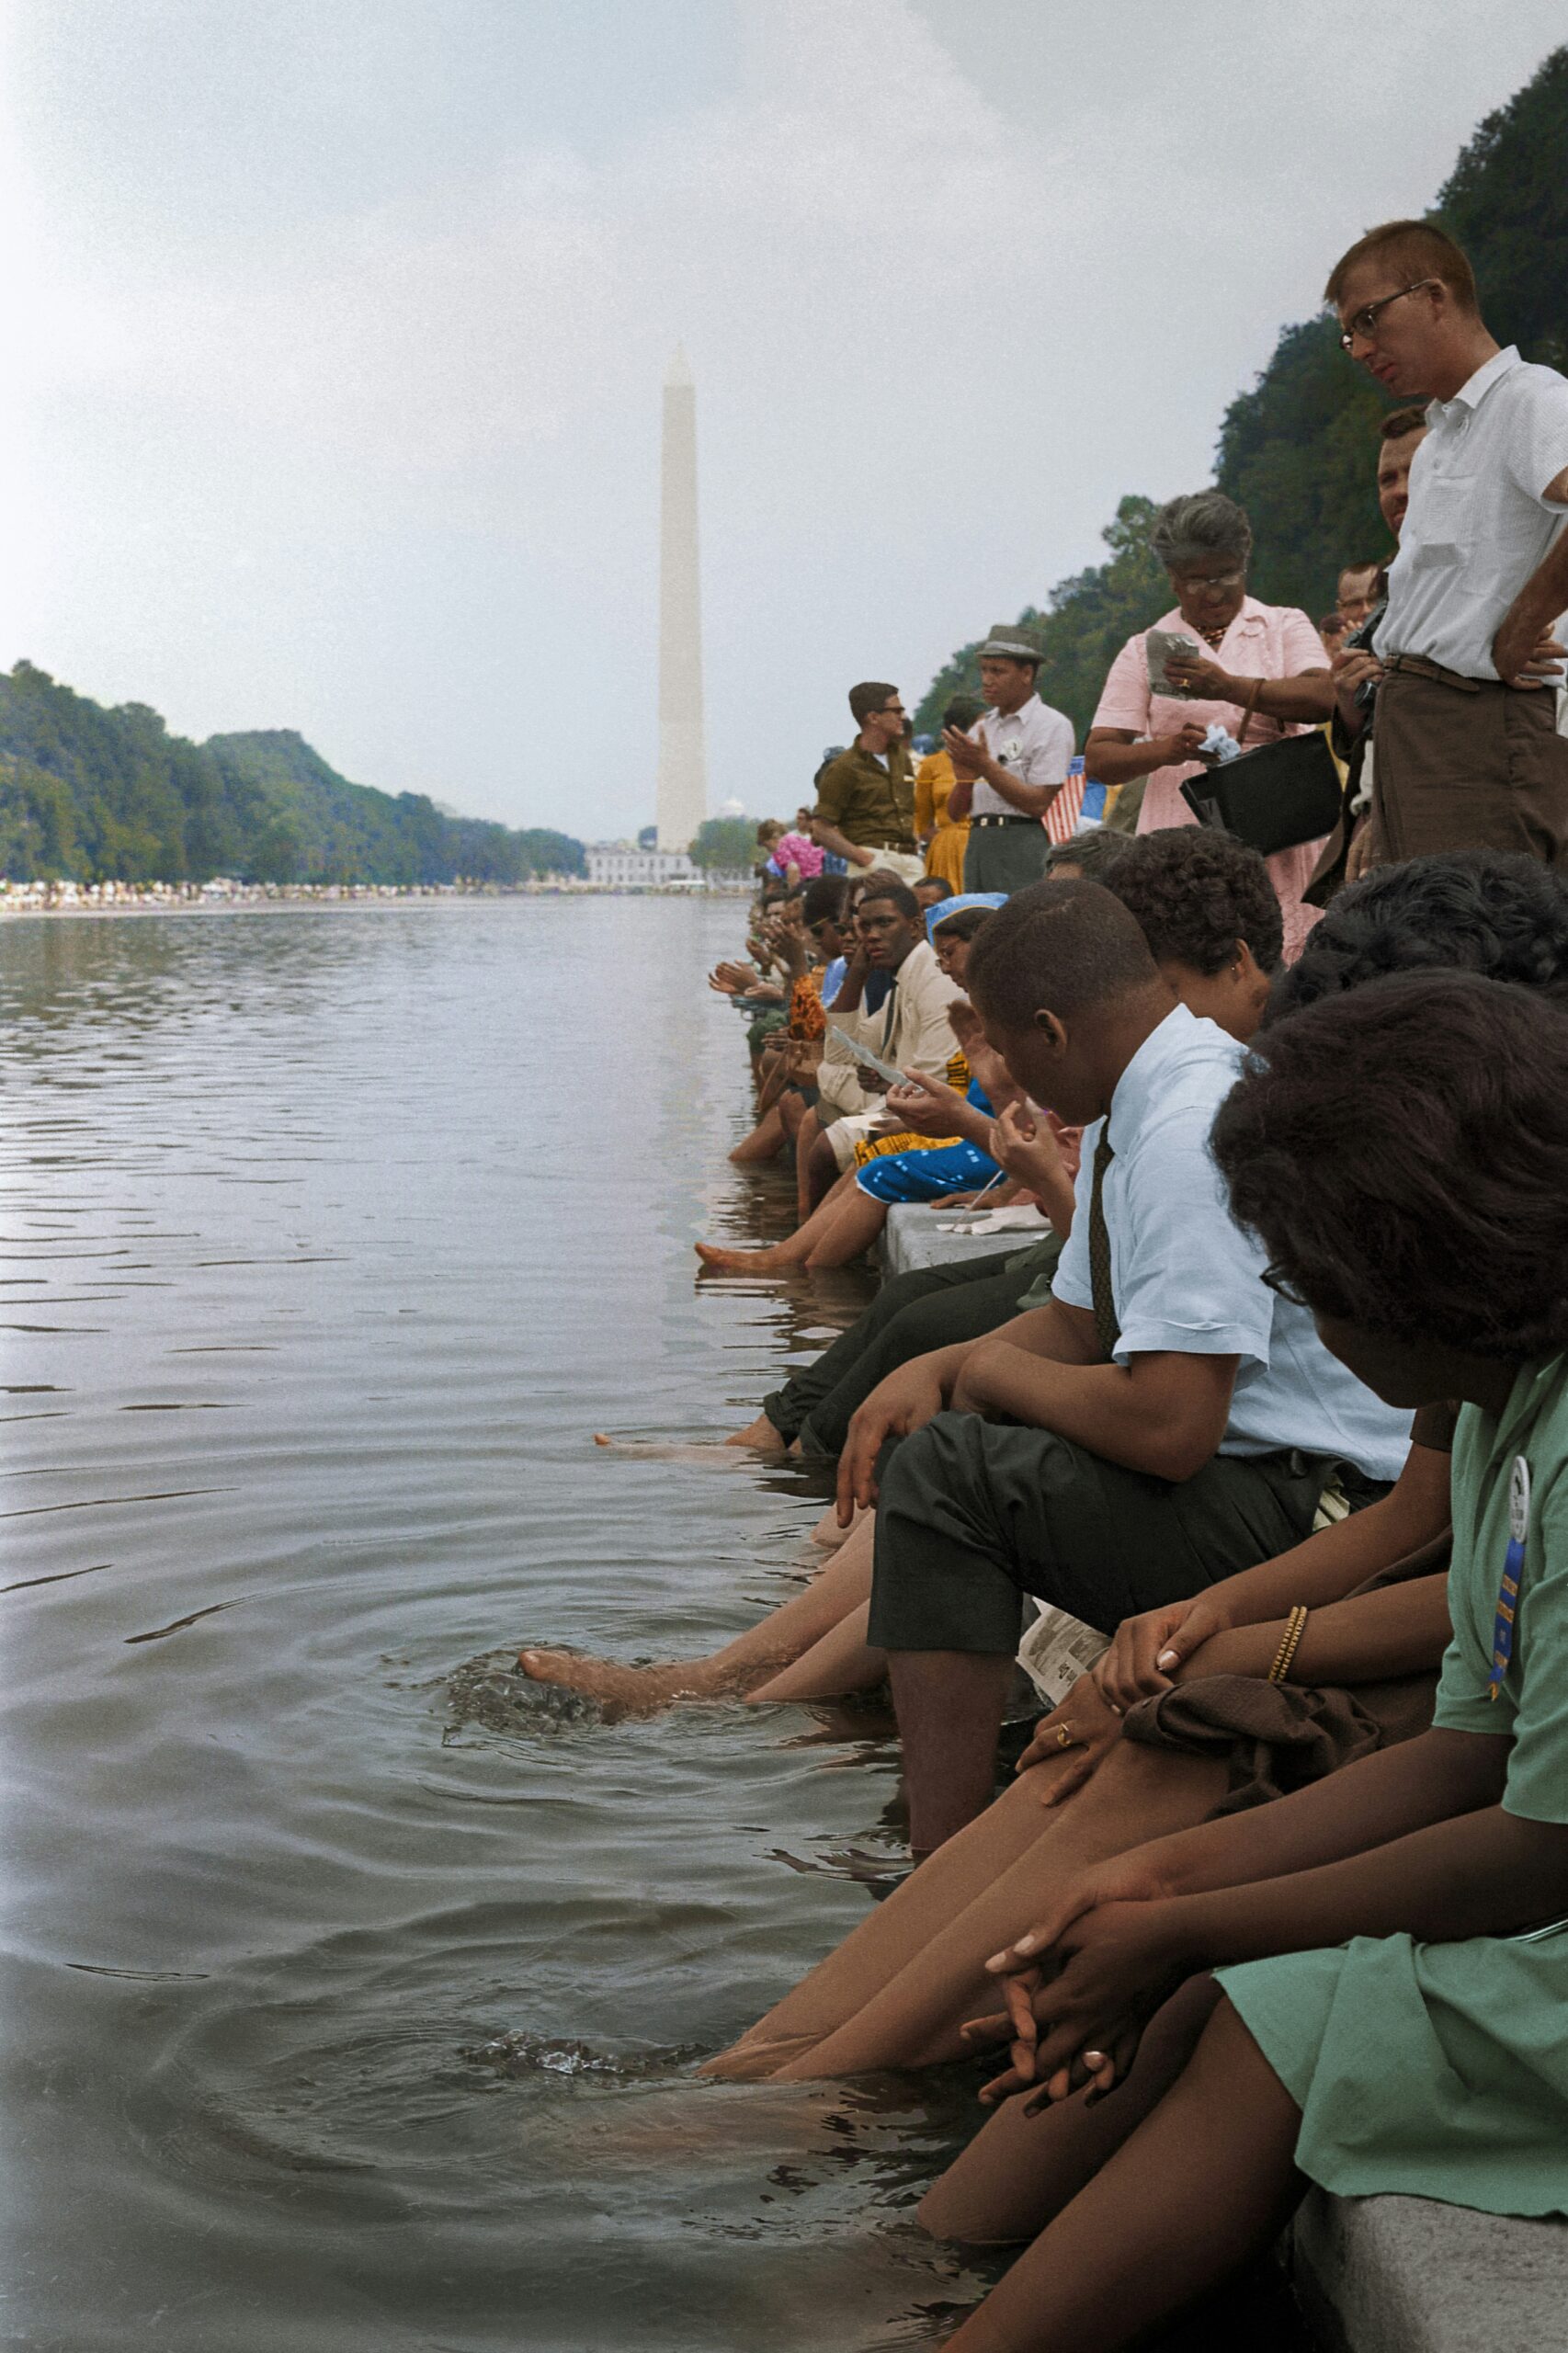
top-left (1370, 665), bottom-right (1568, 866)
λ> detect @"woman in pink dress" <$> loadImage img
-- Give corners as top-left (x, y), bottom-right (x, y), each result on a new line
top-left (1086, 491), bottom-right (1335, 958)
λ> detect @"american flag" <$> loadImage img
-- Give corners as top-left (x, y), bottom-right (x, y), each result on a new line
top-left (1044, 756), bottom-right (1094, 844)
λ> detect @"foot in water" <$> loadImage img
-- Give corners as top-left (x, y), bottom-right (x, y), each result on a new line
top-left (694, 1241), bottom-right (793, 1275)
top-left (516, 1647), bottom-right (738, 1713)
top-left (588, 1428), bottom-right (784, 1461)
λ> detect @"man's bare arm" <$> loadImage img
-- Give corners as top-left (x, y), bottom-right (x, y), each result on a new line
top-left (811, 817), bottom-right (875, 870)
top-left (1493, 464), bottom-right (1568, 686)
top-left (953, 1340), bottom-right (1239, 1483)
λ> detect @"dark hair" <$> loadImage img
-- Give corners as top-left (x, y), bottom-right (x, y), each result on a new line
top-left (965, 877), bottom-right (1159, 1028)
top-left (932, 904), bottom-right (994, 945)
top-left (1337, 562), bottom-right (1381, 587)
top-left (856, 874), bottom-right (921, 922)
top-left (1044, 829), bottom-right (1131, 884)
top-left (914, 875), bottom-right (954, 904)
top-left (1380, 404), bottom-right (1428, 443)
top-left (1102, 828), bottom-right (1283, 977)
top-left (1212, 973), bottom-right (1568, 1358)
top-left (802, 874), bottom-right (852, 926)
top-left (849, 681), bottom-right (899, 726)
top-left (1267, 853), bottom-right (1568, 1025)
top-left (943, 694), bottom-right (986, 733)
top-left (1324, 220), bottom-right (1478, 315)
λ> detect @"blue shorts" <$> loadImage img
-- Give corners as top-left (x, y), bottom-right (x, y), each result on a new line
top-left (855, 1140), bottom-right (1000, 1205)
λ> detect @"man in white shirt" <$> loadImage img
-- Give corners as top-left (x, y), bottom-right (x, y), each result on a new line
top-left (1325, 219), bottom-right (1568, 866)
top-left (945, 623), bottom-right (1075, 892)
top-left (844, 879), bottom-right (1411, 1853)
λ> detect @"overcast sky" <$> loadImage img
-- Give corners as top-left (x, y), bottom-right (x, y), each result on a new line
top-left (3, 2), bottom-right (1563, 841)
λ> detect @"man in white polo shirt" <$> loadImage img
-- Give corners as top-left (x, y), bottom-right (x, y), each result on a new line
top-left (945, 621), bottom-right (1075, 892)
top-left (1325, 219), bottom-right (1568, 866)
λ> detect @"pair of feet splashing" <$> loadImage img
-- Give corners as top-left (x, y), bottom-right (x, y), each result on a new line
top-left (512, 1423), bottom-right (844, 1719)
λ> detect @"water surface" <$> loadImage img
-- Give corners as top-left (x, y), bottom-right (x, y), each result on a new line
top-left (1, 900), bottom-right (998, 2352)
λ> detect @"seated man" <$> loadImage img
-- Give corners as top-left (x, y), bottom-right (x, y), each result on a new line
top-left (856, 878), bottom-right (1410, 1853)
top-left (725, 828), bottom-right (1281, 1455)
top-left (699, 877), bottom-right (965, 1263)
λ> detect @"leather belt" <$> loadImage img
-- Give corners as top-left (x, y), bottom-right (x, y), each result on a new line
top-left (863, 839), bottom-right (917, 853)
top-left (1381, 654), bottom-right (1483, 694)
top-left (970, 813), bottom-right (1039, 827)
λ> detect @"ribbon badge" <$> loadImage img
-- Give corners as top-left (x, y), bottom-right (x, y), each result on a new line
top-left (1489, 1454), bottom-right (1531, 1699)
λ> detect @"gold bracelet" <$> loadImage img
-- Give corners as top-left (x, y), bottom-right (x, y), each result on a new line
top-left (1267, 1605), bottom-right (1309, 1685)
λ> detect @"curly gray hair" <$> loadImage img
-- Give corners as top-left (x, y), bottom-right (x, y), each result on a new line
top-left (1150, 490), bottom-right (1253, 574)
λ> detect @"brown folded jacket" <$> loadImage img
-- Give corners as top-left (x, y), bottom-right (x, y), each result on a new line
top-left (1121, 1530), bottom-right (1450, 1818)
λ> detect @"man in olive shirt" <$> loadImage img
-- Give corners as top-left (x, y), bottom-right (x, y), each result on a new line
top-left (812, 683), bottom-right (926, 885)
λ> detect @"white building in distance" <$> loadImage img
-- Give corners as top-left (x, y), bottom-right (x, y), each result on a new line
top-left (654, 347), bottom-right (709, 852)
top-left (585, 843), bottom-right (698, 889)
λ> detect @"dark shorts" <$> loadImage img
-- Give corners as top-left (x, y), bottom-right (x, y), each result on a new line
top-left (867, 1411), bottom-right (1369, 1654)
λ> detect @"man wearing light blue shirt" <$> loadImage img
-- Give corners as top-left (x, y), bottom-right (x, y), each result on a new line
top-left (843, 879), bottom-right (1412, 1852)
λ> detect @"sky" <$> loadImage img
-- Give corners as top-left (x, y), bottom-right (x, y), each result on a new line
top-left (3, 1), bottom-right (1564, 843)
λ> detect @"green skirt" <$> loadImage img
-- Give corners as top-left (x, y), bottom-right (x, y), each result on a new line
top-left (1220, 1916), bottom-right (1568, 2216)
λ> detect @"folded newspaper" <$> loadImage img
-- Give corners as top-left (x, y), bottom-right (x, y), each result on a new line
top-left (1016, 1603), bottom-right (1112, 1710)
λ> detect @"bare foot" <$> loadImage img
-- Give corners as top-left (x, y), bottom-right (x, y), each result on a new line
top-left (516, 1646), bottom-right (737, 1714)
top-left (810, 1500), bottom-right (865, 1549)
top-left (722, 1414), bottom-right (785, 1452)
top-left (589, 1432), bottom-right (777, 1464)
top-left (698, 2031), bottom-right (824, 2083)
top-left (695, 1241), bottom-right (792, 1274)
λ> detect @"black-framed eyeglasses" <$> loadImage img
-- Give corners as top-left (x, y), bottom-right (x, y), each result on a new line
top-left (1338, 278), bottom-right (1437, 352)
top-left (1261, 1264), bottom-right (1312, 1307)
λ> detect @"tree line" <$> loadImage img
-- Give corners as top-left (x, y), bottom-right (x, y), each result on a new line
top-left (0, 664), bottom-right (585, 885)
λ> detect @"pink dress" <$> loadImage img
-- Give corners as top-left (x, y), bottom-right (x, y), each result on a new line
top-left (1093, 597), bottom-right (1330, 961)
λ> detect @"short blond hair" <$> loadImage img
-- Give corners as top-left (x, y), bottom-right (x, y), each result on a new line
top-left (1324, 220), bottom-right (1478, 314)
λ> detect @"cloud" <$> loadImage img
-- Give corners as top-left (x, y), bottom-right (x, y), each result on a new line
top-left (6, 0), bottom-right (1564, 834)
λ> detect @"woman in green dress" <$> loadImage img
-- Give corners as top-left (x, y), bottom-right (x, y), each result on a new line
top-left (924, 966), bottom-right (1568, 2353)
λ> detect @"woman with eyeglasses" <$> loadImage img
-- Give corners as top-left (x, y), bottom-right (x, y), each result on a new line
top-left (1085, 490), bottom-right (1335, 957)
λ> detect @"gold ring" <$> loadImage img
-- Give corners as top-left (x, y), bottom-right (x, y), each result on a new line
top-left (1055, 1725), bottom-right (1073, 1748)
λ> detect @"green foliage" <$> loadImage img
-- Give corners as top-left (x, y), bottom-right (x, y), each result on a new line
top-left (918, 47), bottom-right (1568, 710)
top-left (1215, 41), bottom-right (1568, 618)
top-left (1437, 44), bottom-right (1568, 374)
top-left (915, 497), bottom-right (1169, 745)
top-left (688, 814), bottom-right (756, 871)
top-left (0, 665), bottom-right (585, 884)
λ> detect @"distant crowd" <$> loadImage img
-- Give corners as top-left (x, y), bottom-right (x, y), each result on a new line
top-left (516, 219), bottom-right (1568, 2349)
top-left (0, 876), bottom-right (579, 915)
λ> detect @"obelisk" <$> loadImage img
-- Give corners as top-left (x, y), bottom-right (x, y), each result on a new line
top-left (654, 346), bottom-right (708, 852)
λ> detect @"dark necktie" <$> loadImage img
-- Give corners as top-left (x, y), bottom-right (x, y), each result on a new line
top-left (1088, 1130), bottom-right (1119, 1361)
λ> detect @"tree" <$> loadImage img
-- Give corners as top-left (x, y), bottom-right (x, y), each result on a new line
top-left (0, 668), bottom-right (588, 884)
top-left (689, 814), bottom-right (756, 871)
top-left (915, 47), bottom-right (1568, 712)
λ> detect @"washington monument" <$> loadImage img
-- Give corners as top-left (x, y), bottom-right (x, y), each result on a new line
top-left (654, 347), bottom-right (708, 851)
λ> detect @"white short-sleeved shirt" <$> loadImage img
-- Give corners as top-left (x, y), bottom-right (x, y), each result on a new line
top-left (968, 692), bottom-right (1074, 816)
top-left (1375, 347), bottom-right (1568, 681)
top-left (1051, 1005), bottom-right (1412, 1481)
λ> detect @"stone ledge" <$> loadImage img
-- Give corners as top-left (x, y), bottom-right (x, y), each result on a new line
top-left (1293, 2190), bottom-right (1568, 2353)
top-left (881, 1200), bottom-right (1047, 1279)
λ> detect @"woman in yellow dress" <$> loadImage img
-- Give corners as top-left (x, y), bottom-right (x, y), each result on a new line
top-left (915, 694), bottom-right (984, 891)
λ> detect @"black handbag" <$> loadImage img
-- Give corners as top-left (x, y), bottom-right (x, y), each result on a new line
top-left (1179, 726), bottom-right (1343, 858)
